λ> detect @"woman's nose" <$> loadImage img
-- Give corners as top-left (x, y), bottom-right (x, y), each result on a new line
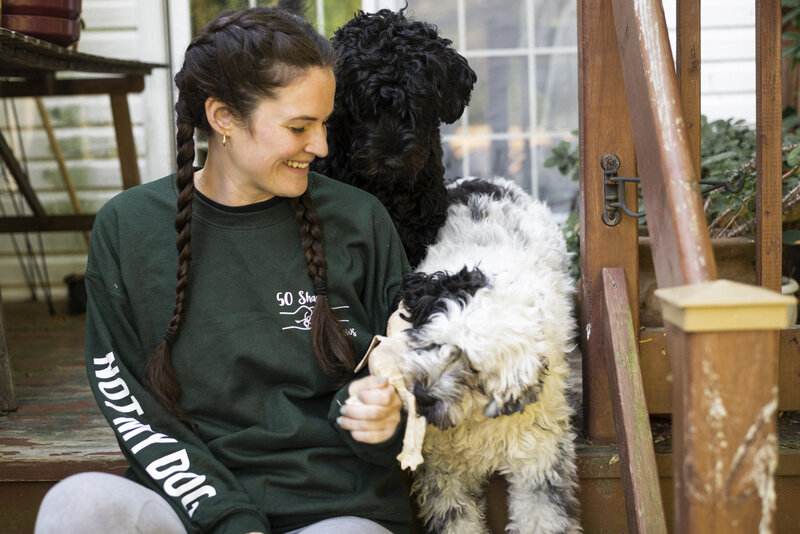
top-left (306, 125), bottom-right (328, 158)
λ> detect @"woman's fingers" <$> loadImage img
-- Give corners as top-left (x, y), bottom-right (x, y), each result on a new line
top-left (339, 375), bottom-right (403, 443)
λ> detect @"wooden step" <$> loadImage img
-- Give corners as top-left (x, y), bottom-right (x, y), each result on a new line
top-left (2, 300), bottom-right (799, 533)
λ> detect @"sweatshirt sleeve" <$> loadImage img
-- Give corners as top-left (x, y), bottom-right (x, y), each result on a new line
top-left (84, 209), bottom-right (269, 534)
top-left (324, 199), bottom-right (410, 467)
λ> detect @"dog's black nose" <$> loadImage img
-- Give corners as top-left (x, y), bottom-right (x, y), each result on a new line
top-left (413, 383), bottom-right (437, 411)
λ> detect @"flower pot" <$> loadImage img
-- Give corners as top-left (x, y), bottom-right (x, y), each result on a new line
top-left (1, 0), bottom-right (82, 47)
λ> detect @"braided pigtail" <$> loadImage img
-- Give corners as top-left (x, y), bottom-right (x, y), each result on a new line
top-left (144, 6), bottom-right (337, 423)
top-left (144, 95), bottom-right (196, 430)
top-left (290, 192), bottom-right (355, 382)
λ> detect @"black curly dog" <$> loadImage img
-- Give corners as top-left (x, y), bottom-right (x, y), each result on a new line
top-left (311, 8), bottom-right (477, 267)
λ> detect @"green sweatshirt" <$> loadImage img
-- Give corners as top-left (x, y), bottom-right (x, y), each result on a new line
top-left (84, 172), bottom-right (412, 534)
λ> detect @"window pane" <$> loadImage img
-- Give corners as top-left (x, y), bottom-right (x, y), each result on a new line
top-left (463, 0), bottom-right (526, 50)
top-left (534, 0), bottom-right (577, 48)
top-left (468, 138), bottom-right (533, 192)
top-left (537, 137), bottom-right (578, 213)
top-left (407, 0), bottom-right (460, 48)
top-left (467, 56), bottom-right (529, 131)
top-left (535, 53), bottom-right (578, 132)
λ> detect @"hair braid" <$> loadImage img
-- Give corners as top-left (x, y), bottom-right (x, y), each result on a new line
top-left (291, 192), bottom-right (355, 382)
top-left (144, 96), bottom-right (196, 429)
top-left (144, 6), bottom-right (338, 425)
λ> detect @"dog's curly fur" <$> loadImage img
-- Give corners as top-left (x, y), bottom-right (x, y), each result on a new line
top-left (312, 8), bottom-right (476, 268)
top-left (394, 177), bottom-right (581, 534)
top-left (312, 6), bottom-right (582, 532)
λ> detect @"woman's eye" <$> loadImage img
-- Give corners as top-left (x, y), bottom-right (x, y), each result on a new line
top-left (289, 126), bottom-right (306, 133)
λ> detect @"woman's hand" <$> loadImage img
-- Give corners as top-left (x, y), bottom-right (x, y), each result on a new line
top-left (338, 375), bottom-right (402, 443)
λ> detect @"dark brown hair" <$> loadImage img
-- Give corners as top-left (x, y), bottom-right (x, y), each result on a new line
top-left (145, 6), bottom-right (350, 427)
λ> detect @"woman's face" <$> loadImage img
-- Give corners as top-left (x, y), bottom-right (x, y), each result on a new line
top-left (214, 66), bottom-right (335, 205)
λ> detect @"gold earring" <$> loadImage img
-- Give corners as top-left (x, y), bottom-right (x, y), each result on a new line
top-left (222, 133), bottom-right (228, 147)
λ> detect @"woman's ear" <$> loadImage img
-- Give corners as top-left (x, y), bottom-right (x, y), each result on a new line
top-left (204, 97), bottom-right (233, 137)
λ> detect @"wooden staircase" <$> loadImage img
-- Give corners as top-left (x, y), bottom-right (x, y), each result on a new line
top-left (578, 0), bottom-right (800, 532)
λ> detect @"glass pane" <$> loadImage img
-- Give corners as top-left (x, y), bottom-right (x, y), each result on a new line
top-left (467, 56), bottom-right (530, 131)
top-left (537, 137), bottom-right (579, 214)
top-left (463, 0), bottom-right (527, 50)
top-left (468, 139), bottom-right (533, 192)
top-left (442, 138), bottom-right (465, 181)
top-left (407, 0), bottom-right (460, 48)
top-left (535, 53), bottom-right (578, 132)
top-left (534, 0), bottom-right (577, 48)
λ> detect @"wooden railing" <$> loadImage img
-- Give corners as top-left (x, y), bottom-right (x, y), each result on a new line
top-left (578, 0), bottom-right (793, 532)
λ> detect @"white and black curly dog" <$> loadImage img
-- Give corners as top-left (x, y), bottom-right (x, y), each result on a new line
top-left (308, 6), bottom-right (582, 534)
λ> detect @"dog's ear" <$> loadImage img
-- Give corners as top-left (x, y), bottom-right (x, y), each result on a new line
top-left (435, 46), bottom-right (477, 124)
top-left (398, 267), bottom-right (489, 328)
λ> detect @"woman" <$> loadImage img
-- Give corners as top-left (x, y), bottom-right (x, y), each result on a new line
top-left (35, 7), bottom-right (412, 534)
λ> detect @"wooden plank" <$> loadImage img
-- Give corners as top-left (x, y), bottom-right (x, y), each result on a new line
top-left (0, 215), bottom-right (95, 233)
top-left (0, 287), bottom-right (17, 411)
top-left (667, 325), bottom-right (780, 533)
top-left (676, 0), bottom-right (701, 179)
top-left (109, 93), bottom-right (141, 190)
top-left (578, 0), bottom-right (639, 444)
top-left (778, 327), bottom-right (800, 410)
top-left (756, 0), bottom-right (783, 292)
top-left (602, 268), bottom-right (667, 534)
top-left (0, 76), bottom-right (145, 98)
top-left (639, 326), bottom-right (800, 413)
top-left (610, 0), bottom-right (716, 288)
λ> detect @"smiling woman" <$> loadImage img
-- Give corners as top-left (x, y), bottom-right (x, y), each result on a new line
top-left (195, 66), bottom-right (335, 205)
top-left (33, 6), bottom-right (413, 534)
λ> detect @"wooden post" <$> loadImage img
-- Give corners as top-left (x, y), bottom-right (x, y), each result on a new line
top-left (657, 280), bottom-right (793, 533)
top-left (0, 288), bottom-right (17, 411)
top-left (578, 0), bottom-right (639, 444)
top-left (756, 0), bottom-right (783, 292)
top-left (110, 92), bottom-right (141, 190)
top-left (676, 0), bottom-right (701, 179)
top-left (602, 268), bottom-right (666, 534)
top-left (610, 0), bottom-right (716, 288)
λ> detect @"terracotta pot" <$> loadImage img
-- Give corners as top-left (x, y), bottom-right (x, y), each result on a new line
top-left (2, 13), bottom-right (80, 47)
top-left (638, 236), bottom-right (757, 327)
top-left (1, 0), bottom-right (82, 48)
top-left (2, 0), bottom-right (82, 19)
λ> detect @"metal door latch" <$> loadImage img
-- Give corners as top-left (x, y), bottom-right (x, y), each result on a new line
top-left (601, 153), bottom-right (645, 226)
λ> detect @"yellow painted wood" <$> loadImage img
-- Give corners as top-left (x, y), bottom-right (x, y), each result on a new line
top-left (655, 279), bottom-right (796, 332)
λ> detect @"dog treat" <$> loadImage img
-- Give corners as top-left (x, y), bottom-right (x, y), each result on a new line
top-left (354, 305), bottom-right (425, 470)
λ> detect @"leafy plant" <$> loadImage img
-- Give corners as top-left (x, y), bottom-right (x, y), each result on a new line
top-left (543, 134), bottom-right (579, 183)
top-left (702, 114), bottom-right (800, 238)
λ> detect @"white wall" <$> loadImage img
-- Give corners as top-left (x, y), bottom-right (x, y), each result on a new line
top-left (663, 0), bottom-right (757, 124)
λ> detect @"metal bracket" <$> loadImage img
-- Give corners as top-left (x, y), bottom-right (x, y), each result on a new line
top-left (601, 153), bottom-right (645, 226)
top-left (600, 153), bottom-right (745, 227)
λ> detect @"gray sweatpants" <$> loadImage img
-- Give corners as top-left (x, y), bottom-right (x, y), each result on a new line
top-left (35, 472), bottom-right (393, 534)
